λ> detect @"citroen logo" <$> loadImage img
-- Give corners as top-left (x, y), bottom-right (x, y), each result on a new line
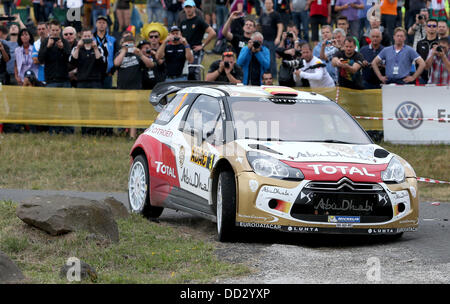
top-left (395, 101), bottom-right (423, 130)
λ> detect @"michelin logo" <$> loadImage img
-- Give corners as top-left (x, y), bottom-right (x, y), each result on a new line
top-left (328, 216), bottom-right (361, 223)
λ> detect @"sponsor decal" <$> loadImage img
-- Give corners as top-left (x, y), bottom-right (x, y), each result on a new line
top-left (396, 227), bottom-right (418, 232)
top-left (238, 214), bottom-right (279, 223)
top-left (296, 150), bottom-right (372, 161)
top-left (179, 146), bottom-right (185, 168)
top-left (238, 222), bottom-right (282, 229)
top-left (307, 164), bottom-right (375, 176)
top-left (328, 215), bottom-right (361, 223)
top-left (395, 101), bottom-right (423, 130)
top-left (367, 228), bottom-right (396, 234)
top-left (154, 161), bottom-right (177, 179)
top-left (314, 198), bottom-right (373, 212)
top-left (287, 226), bottom-right (319, 232)
top-left (190, 146), bottom-right (215, 170)
top-left (399, 219), bottom-right (418, 225)
top-left (150, 126), bottom-right (173, 138)
top-left (181, 167), bottom-right (209, 192)
top-left (249, 180), bottom-right (259, 192)
top-left (260, 186), bottom-right (293, 197)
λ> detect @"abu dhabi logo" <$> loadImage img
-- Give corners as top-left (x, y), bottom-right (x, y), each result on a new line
top-left (395, 101), bottom-right (423, 130)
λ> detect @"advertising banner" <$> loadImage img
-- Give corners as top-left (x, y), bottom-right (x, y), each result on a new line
top-left (383, 85), bottom-right (450, 144)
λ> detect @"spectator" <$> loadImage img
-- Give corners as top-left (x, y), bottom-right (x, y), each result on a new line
top-left (155, 25), bottom-right (194, 82)
top-left (69, 29), bottom-right (106, 89)
top-left (395, 0), bottom-right (404, 28)
top-left (437, 20), bottom-right (449, 39)
top-left (275, 0), bottom-right (291, 28)
top-left (2, 0), bottom-right (15, 15)
top-left (334, 0), bottom-right (364, 37)
top-left (202, 0), bottom-right (216, 30)
top-left (206, 50), bottom-right (243, 83)
top-left (380, 0), bottom-right (397, 44)
top-left (62, 26), bottom-right (78, 87)
top-left (314, 25), bottom-right (337, 81)
top-left (32, 22), bottom-right (49, 83)
top-left (319, 27), bottom-right (346, 81)
top-left (166, 0), bottom-right (183, 26)
top-left (236, 31), bottom-right (270, 85)
top-left (294, 43), bottom-right (335, 88)
top-left (93, 15), bottom-right (118, 89)
top-left (6, 23), bottom-right (20, 85)
top-left (176, 2), bottom-right (204, 25)
top-left (180, 0), bottom-right (216, 80)
top-left (416, 18), bottom-right (439, 83)
top-left (405, 0), bottom-right (427, 31)
top-left (215, 0), bottom-right (229, 31)
top-left (43, 0), bottom-right (56, 22)
top-left (222, 11), bottom-right (256, 57)
top-left (360, 28), bottom-right (385, 89)
top-left (372, 27), bottom-right (426, 84)
top-left (262, 71), bottom-right (273, 85)
top-left (14, 29), bottom-right (39, 86)
top-left (408, 7), bottom-right (429, 49)
top-left (308, 0), bottom-right (331, 45)
top-left (290, 0), bottom-right (309, 42)
top-left (259, 0), bottom-right (283, 79)
top-left (116, 0), bottom-right (132, 32)
top-left (336, 15), bottom-right (360, 50)
top-left (92, 0), bottom-right (110, 25)
top-left (23, 69), bottom-right (45, 87)
top-left (228, 0), bottom-right (245, 37)
top-left (276, 24), bottom-right (304, 86)
top-left (0, 38), bottom-right (10, 84)
top-left (359, 17), bottom-right (392, 48)
top-left (32, 0), bottom-right (45, 23)
top-left (147, 0), bottom-right (165, 23)
top-left (425, 36), bottom-right (450, 85)
top-left (138, 39), bottom-right (166, 89)
top-left (38, 20), bottom-right (72, 88)
top-left (332, 36), bottom-right (364, 89)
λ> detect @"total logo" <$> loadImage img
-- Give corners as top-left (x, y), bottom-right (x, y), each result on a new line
top-left (155, 161), bottom-right (177, 179)
top-left (307, 164), bottom-right (375, 176)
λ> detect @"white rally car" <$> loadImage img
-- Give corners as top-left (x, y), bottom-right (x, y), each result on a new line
top-left (128, 82), bottom-right (418, 241)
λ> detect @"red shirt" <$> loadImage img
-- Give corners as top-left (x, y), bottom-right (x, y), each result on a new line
top-left (310, 0), bottom-right (330, 17)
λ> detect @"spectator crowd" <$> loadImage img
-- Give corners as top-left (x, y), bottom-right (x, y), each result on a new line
top-left (0, 0), bottom-right (449, 134)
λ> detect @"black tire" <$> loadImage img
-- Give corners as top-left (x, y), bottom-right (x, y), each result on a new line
top-left (128, 154), bottom-right (164, 219)
top-left (216, 170), bottom-right (237, 242)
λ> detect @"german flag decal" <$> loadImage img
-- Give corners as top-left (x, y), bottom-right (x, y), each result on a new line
top-left (262, 86), bottom-right (298, 96)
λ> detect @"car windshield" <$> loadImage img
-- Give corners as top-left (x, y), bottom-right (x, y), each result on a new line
top-left (227, 97), bottom-right (371, 144)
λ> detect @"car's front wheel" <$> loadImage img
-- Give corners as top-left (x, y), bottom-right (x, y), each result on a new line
top-left (128, 154), bottom-right (164, 218)
top-left (216, 170), bottom-right (237, 242)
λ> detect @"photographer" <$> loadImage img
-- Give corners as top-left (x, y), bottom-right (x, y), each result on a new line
top-left (276, 24), bottom-right (305, 86)
top-left (38, 20), bottom-right (72, 88)
top-left (138, 40), bottom-right (166, 89)
top-left (293, 43), bottom-right (335, 88)
top-left (408, 8), bottom-right (429, 49)
top-left (425, 36), bottom-right (450, 85)
top-left (236, 32), bottom-right (270, 85)
top-left (206, 50), bottom-right (243, 83)
top-left (332, 36), bottom-right (364, 89)
top-left (416, 18), bottom-right (439, 83)
top-left (222, 11), bottom-right (256, 57)
top-left (156, 25), bottom-right (194, 82)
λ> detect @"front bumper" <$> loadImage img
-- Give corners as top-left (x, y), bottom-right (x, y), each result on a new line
top-left (235, 172), bottom-right (419, 235)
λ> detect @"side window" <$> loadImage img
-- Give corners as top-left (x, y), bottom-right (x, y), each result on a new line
top-left (155, 93), bottom-right (187, 125)
top-left (183, 95), bottom-right (222, 140)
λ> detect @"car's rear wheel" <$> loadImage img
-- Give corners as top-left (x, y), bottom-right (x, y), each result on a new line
top-left (128, 154), bottom-right (164, 218)
top-left (216, 170), bottom-right (237, 242)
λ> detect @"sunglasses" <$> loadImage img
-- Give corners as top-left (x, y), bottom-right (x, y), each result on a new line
top-left (149, 35), bottom-right (159, 39)
top-left (64, 32), bottom-right (75, 36)
top-left (427, 24), bottom-right (437, 28)
top-left (222, 51), bottom-right (234, 56)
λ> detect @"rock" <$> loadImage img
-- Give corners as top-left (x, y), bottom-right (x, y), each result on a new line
top-left (16, 195), bottom-right (119, 243)
top-left (59, 259), bottom-right (98, 282)
top-left (101, 197), bottom-right (129, 219)
top-left (0, 251), bottom-right (25, 283)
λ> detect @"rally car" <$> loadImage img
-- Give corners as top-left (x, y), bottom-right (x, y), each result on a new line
top-left (128, 82), bottom-right (419, 241)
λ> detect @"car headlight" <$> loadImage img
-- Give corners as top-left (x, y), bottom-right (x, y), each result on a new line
top-left (246, 151), bottom-right (304, 181)
top-left (381, 157), bottom-right (405, 184)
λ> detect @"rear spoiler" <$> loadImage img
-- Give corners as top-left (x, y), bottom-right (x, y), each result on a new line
top-left (149, 81), bottom-right (235, 112)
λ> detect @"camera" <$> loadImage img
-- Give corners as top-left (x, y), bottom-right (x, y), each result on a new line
top-left (82, 38), bottom-right (93, 44)
top-left (436, 46), bottom-right (443, 52)
top-left (224, 61), bottom-right (230, 69)
top-left (0, 16), bottom-right (15, 21)
top-left (282, 59), bottom-right (304, 69)
top-left (418, 15), bottom-right (424, 20)
top-left (173, 36), bottom-right (180, 42)
top-left (52, 37), bottom-right (60, 41)
top-left (145, 49), bottom-right (152, 54)
top-left (326, 40), bottom-right (332, 45)
top-left (253, 40), bottom-right (261, 49)
top-left (287, 32), bottom-right (294, 39)
top-left (295, 49), bottom-right (302, 57)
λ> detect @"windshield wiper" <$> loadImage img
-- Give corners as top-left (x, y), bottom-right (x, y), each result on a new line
top-left (244, 136), bottom-right (284, 141)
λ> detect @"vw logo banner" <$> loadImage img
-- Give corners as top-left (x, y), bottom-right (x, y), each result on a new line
top-left (382, 85), bottom-right (450, 144)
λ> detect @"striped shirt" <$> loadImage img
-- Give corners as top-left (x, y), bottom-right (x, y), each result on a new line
top-left (427, 50), bottom-right (450, 85)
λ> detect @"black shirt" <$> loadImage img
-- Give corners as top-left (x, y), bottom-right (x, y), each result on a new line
top-left (69, 46), bottom-right (106, 82)
top-left (165, 43), bottom-right (186, 77)
top-left (230, 34), bottom-right (250, 57)
top-left (115, 52), bottom-right (146, 90)
top-left (333, 50), bottom-right (365, 90)
top-left (180, 15), bottom-right (209, 47)
top-left (142, 54), bottom-right (166, 89)
top-left (416, 37), bottom-right (439, 83)
top-left (359, 44), bottom-right (385, 88)
top-left (38, 37), bottom-right (72, 83)
top-left (259, 11), bottom-right (282, 42)
top-left (249, 53), bottom-right (262, 85)
top-left (208, 59), bottom-right (243, 82)
top-left (0, 41), bottom-right (10, 76)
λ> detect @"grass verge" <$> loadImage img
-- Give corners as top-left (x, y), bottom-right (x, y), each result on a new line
top-left (0, 201), bottom-right (249, 283)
